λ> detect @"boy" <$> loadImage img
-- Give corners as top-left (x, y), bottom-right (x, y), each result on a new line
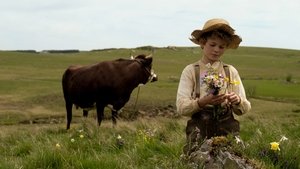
top-left (176, 18), bottom-right (251, 155)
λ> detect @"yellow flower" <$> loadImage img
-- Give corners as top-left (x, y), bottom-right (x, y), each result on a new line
top-left (56, 143), bottom-right (61, 148)
top-left (270, 142), bottom-right (280, 151)
top-left (80, 134), bottom-right (84, 138)
top-left (230, 80), bottom-right (240, 85)
top-left (117, 134), bottom-right (122, 139)
top-left (71, 138), bottom-right (75, 142)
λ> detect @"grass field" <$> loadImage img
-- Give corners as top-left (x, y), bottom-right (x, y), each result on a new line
top-left (0, 46), bottom-right (300, 168)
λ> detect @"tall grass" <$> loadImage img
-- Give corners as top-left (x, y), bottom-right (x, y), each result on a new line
top-left (0, 111), bottom-right (299, 168)
top-left (0, 118), bottom-right (188, 169)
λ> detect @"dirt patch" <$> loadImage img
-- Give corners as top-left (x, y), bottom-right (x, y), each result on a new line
top-left (19, 115), bottom-right (66, 124)
top-left (136, 104), bottom-right (177, 118)
top-left (16, 105), bottom-right (178, 125)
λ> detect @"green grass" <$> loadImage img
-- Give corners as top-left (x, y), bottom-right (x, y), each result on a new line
top-left (244, 79), bottom-right (300, 102)
top-left (0, 118), bottom-right (187, 169)
top-left (0, 47), bottom-right (300, 168)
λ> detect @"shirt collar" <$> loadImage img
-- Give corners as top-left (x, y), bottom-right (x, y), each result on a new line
top-left (199, 60), bottom-right (221, 70)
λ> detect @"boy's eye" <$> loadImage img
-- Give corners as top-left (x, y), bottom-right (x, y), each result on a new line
top-left (209, 44), bottom-right (225, 49)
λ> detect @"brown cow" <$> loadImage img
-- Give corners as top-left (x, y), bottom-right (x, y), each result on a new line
top-left (62, 54), bottom-right (157, 129)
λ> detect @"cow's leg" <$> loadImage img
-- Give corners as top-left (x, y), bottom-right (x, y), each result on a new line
top-left (112, 110), bottom-right (118, 126)
top-left (96, 103), bottom-right (105, 126)
top-left (66, 102), bottom-right (73, 130)
top-left (83, 110), bottom-right (88, 117)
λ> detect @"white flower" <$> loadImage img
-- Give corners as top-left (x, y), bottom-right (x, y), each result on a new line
top-left (214, 79), bottom-right (224, 88)
top-left (235, 136), bottom-right (242, 144)
top-left (235, 136), bottom-right (245, 148)
top-left (279, 136), bottom-right (288, 142)
top-left (56, 143), bottom-right (61, 148)
top-left (117, 134), bottom-right (122, 139)
top-left (71, 138), bottom-right (75, 142)
top-left (256, 129), bottom-right (262, 136)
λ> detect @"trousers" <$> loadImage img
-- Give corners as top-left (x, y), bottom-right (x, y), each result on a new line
top-left (183, 106), bottom-right (240, 155)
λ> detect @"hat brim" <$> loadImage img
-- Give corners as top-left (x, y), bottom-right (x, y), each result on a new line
top-left (190, 24), bottom-right (242, 49)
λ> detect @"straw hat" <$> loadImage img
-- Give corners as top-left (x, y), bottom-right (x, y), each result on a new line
top-left (189, 18), bottom-right (242, 49)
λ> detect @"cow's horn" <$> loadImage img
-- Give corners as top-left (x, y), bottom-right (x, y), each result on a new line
top-left (130, 55), bottom-right (134, 60)
top-left (146, 54), bottom-right (152, 58)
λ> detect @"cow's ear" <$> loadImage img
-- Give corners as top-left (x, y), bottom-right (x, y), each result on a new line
top-left (145, 55), bottom-right (153, 65)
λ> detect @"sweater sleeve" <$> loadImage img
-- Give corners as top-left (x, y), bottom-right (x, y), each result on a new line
top-left (228, 66), bottom-right (251, 115)
top-left (176, 65), bottom-right (201, 116)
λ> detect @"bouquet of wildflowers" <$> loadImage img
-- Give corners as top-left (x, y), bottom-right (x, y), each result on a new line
top-left (202, 67), bottom-right (239, 119)
top-left (203, 68), bottom-right (228, 95)
top-left (202, 67), bottom-right (240, 95)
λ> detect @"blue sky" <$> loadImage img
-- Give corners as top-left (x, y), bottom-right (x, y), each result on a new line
top-left (1, 0), bottom-right (299, 51)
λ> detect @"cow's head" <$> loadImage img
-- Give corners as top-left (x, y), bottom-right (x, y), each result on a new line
top-left (133, 54), bottom-right (158, 84)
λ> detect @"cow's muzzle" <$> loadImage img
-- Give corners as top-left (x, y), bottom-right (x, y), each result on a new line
top-left (149, 70), bottom-right (158, 82)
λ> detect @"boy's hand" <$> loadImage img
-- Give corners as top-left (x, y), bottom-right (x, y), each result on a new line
top-left (197, 94), bottom-right (227, 107)
top-left (226, 92), bottom-right (241, 105)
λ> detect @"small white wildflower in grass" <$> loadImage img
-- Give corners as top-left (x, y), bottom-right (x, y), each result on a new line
top-left (80, 134), bottom-right (84, 138)
top-left (78, 129), bottom-right (84, 133)
top-left (234, 136), bottom-right (245, 148)
top-left (71, 138), bottom-right (75, 142)
top-left (56, 143), bottom-right (61, 148)
top-left (279, 136), bottom-right (288, 142)
top-left (235, 136), bottom-right (242, 144)
top-left (116, 134), bottom-right (125, 148)
top-left (256, 129), bottom-right (262, 136)
top-left (270, 142), bottom-right (280, 151)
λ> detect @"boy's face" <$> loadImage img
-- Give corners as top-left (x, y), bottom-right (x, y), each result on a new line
top-left (201, 37), bottom-right (227, 63)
